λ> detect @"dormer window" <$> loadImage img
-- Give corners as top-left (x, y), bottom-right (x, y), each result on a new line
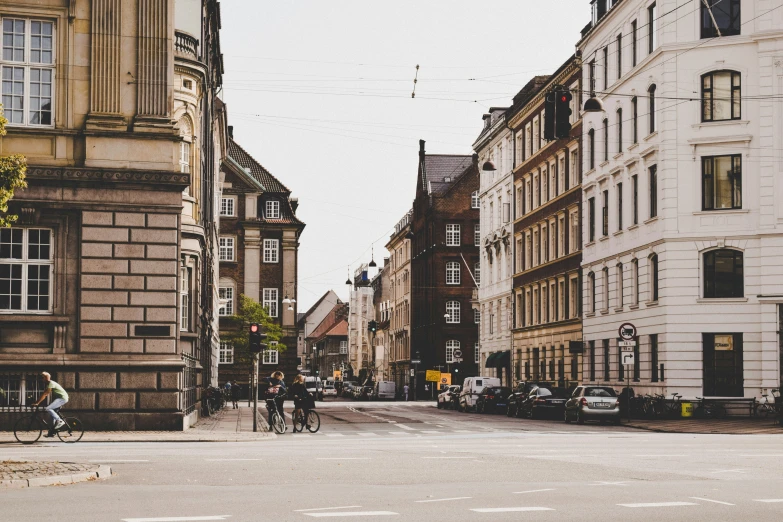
top-left (444, 177), bottom-right (451, 183)
top-left (265, 200), bottom-right (280, 219)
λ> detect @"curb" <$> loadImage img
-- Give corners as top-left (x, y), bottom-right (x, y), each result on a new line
top-left (0, 465), bottom-right (111, 489)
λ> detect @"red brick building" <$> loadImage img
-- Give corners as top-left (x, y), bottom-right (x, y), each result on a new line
top-left (410, 140), bottom-right (480, 398)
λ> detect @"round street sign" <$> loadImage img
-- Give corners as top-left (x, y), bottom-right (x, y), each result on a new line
top-left (453, 350), bottom-right (463, 359)
top-left (618, 322), bottom-right (637, 341)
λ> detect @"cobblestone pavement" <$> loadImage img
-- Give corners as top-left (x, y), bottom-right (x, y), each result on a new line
top-left (626, 416), bottom-right (782, 434)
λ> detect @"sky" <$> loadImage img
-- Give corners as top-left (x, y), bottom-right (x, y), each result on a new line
top-left (219, 0), bottom-right (589, 311)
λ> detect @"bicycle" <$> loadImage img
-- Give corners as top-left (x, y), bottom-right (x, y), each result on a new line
top-left (292, 408), bottom-right (320, 433)
top-left (265, 397), bottom-right (287, 434)
top-left (693, 397), bottom-right (727, 419)
top-left (754, 391), bottom-right (778, 418)
top-left (14, 407), bottom-right (84, 444)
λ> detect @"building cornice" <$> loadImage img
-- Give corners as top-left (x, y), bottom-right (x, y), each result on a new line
top-left (26, 166), bottom-right (189, 189)
top-left (507, 60), bottom-right (581, 129)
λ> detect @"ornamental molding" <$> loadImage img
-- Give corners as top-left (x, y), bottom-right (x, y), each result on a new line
top-left (26, 166), bottom-right (190, 187)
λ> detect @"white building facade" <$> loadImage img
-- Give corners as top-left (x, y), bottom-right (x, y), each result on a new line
top-left (579, 0), bottom-right (783, 398)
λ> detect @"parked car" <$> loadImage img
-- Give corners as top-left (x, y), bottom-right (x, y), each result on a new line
top-left (437, 385), bottom-right (461, 409)
top-left (373, 381), bottom-right (396, 400)
top-left (475, 386), bottom-right (512, 414)
top-left (353, 385), bottom-right (372, 401)
top-left (323, 384), bottom-right (337, 398)
top-left (507, 381), bottom-right (545, 418)
top-left (341, 381), bottom-right (357, 398)
top-left (304, 376), bottom-right (324, 401)
top-left (564, 385), bottom-right (621, 425)
top-left (459, 377), bottom-right (501, 412)
top-left (517, 386), bottom-right (568, 420)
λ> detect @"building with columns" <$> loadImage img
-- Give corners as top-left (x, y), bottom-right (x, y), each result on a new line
top-left (578, 0), bottom-right (782, 398)
top-left (385, 210), bottom-right (412, 391)
top-left (0, 0), bottom-right (227, 430)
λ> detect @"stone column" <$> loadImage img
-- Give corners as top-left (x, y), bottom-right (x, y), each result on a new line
top-left (86, 0), bottom-right (124, 130)
top-left (135, 0), bottom-right (175, 131)
top-left (281, 229), bottom-right (298, 328)
top-left (244, 231), bottom-right (261, 302)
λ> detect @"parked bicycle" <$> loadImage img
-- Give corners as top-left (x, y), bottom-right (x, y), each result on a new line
top-left (755, 390), bottom-right (779, 418)
top-left (14, 407), bottom-right (83, 444)
top-left (265, 397), bottom-right (287, 434)
top-left (693, 397), bottom-right (727, 419)
top-left (652, 393), bottom-right (683, 418)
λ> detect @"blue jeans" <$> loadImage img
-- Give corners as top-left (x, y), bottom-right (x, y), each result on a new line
top-left (45, 398), bottom-right (67, 425)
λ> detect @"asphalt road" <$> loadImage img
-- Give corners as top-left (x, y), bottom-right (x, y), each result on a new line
top-left (3, 400), bottom-right (783, 522)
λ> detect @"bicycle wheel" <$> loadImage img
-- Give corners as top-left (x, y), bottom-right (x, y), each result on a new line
top-left (57, 417), bottom-right (84, 443)
top-left (271, 413), bottom-right (287, 434)
top-left (14, 415), bottom-right (43, 444)
top-left (306, 411), bottom-right (321, 433)
top-left (711, 404), bottom-right (728, 419)
top-left (292, 410), bottom-right (306, 432)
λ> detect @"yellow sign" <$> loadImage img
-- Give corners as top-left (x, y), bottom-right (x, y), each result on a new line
top-left (440, 373), bottom-right (452, 386)
top-left (425, 370), bottom-right (441, 382)
top-left (715, 334), bottom-right (733, 351)
top-left (333, 370), bottom-right (342, 379)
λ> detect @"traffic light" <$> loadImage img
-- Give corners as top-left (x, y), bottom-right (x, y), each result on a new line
top-left (543, 92), bottom-right (556, 141)
top-left (368, 320), bottom-right (377, 333)
top-left (555, 89), bottom-right (573, 139)
top-left (248, 323), bottom-right (267, 353)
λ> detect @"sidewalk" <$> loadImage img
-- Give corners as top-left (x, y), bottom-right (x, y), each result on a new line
top-left (0, 405), bottom-right (275, 443)
top-left (625, 416), bottom-right (782, 434)
top-left (1, 461), bottom-right (112, 488)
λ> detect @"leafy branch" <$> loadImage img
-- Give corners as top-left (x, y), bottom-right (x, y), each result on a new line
top-left (0, 106), bottom-right (28, 227)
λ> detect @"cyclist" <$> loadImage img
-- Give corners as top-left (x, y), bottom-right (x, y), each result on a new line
top-left (260, 371), bottom-right (286, 431)
top-left (289, 374), bottom-right (314, 432)
top-left (32, 372), bottom-right (68, 437)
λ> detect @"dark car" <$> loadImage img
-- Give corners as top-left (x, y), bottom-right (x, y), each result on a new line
top-left (517, 386), bottom-right (569, 420)
top-left (475, 386), bottom-right (512, 414)
top-left (507, 382), bottom-right (545, 418)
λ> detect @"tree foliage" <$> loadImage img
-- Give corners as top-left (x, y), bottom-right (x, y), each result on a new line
top-left (0, 106), bottom-right (28, 227)
top-left (222, 294), bottom-right (286, 367)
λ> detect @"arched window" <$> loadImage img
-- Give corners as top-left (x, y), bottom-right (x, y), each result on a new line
top-left (588, 129), bottom-right (595, 169)
top-left (446, 261), bottom-right (460, 285)
top-left (649, 253), bottom-right (659, 301)
top-left (471, 191), bottom-right (480, 209)
top-left (648, 84), bottom-right (656, 134)
top-left (588, 271), bottom-right (596, 312)
top-left (704, 249), bottom-right (743, 298)
top-left (616, 263), bottom-right (624, 308)
top-left (445, 301), bottom-right (460, 323)
top-left (702, 70), bottom-right (740, 122)
top-left (446, 340), bottom-right (460, 363)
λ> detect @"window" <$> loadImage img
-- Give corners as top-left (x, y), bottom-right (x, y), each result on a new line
top-left (603, 339), bottom-right (610, 381)
top-left (602, 267), bottom-right (609, 310)
top-left (570, 211), bottom-right (579, 254)
top-left (0, 372), bottom-right (49, 407)
top-left (446, 261), bottom-right (460, 285)
top-left (474, 262), bottom-right (481, 286)
top-left (588, 129), bottom-right (595, 170)
top-left (631, 97), bottom-right (638, 144)
top-left (616, 108), bottom-right (623, 152)
top-left (588, 341), bottom-right (596, 381)
top-left (588, 60), bottom-right (596, 96)
top-left (474, 342), bottom-right (480, 364)
top-left (588, 272), bottom-right (596, 313)
top-left (339, 340), bottom-right (348, 354)
top-left (265, 200), bottom-right (280, 219)
top-left (263, 238), bottom-right (279, 263)
top-left (631, 20), bottom-right (638, 67)
top-left (446, 224), bottom-right (460, 246)
top-left (263, 288), bottom-right (279, 318)
top-left (631, 174), bottom-right (639, 224)
top-left (602, 46), bottom-right (608, 90)
top-left (180, 266), bottom-right (190, 331)
top-left (446, 340), bottom-right (459, 364)
top-left (649, 254), bottom-right (659, 301)
top-left (616, 263), bottom-right (624, 308)
top-left (701, 0), bottom-right (740, 38)
top-left (220, 198), bottom-right (235, 217)
top-left (649, 165), bottom-right (657, 218)
top-left (603, 118), bottom-right (609, 162)
top-left (588, 197), bottom-right (596, 242)
top-left (702, 155), bottom-right (741, 210)
top-left (0, 228), bottom-right (52, 312)
top-left (179, 141), bottom-right (191, 174)
top-left (1, 19), bottom-right (54, 126)
top-left (219, 237), bottom-right (234, 261)
top-left (445, 300), bottom-right (460, 323)
top-left (650, 333), bottom-right (659, 382)
top-left (218, 286), bottom-right (233, 316)
top-left (648, 84), bottom-right (656, 134)
top-left (702, 71), bottom-right (741, 122)
top-left (648, 2), bottom-right (657, 53)
top-left (262, 348), bottom-right (279, 365)
top-left (474, 308), bottom-right (480, 324)
top-left (617, 182), bottom-right (623, 231)
top-left (474, 224), bottom-right (480, 247)
top-left (616, 33), bottom-right (622, 79)
top-left (632, 259), bottom-right (639, 305)
top-left (602, 190), bottom-right (609, 237)
top-left (704, 249), bottom-right (743, 298)
top-left (471, 191), bottom-right (480, 209)
top-left (219, 342), bottom-right (234, 364)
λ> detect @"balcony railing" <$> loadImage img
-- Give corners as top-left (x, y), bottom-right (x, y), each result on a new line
top-left (175, 30), bottom-right (200, 60)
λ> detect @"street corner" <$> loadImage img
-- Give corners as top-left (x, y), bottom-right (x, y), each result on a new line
top-left (0, 460), bottom-right (112, 489)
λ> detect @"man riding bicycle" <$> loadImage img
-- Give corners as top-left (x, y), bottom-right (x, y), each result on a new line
top-left (260, 371), bottom-right (286, 431)
top-left (32, 372), bottom-right (68, 437)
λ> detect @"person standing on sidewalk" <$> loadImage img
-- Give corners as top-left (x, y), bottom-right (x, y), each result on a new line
top-left (260, 371), bottom-right (286, 430)
top-left (230, 381), bottom-right (241, 409)
top-left (32, 372), bottom-right (68, 437)
top-left (403, 384), bottom-right (409, 401)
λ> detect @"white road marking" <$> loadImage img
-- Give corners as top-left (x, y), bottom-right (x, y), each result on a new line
top-left (421, 430), bottom-right (441, 434)
top-left (635, 454), bottom-right (688, 457)
top-left (689, 497), bottom-right (734, 506)
top-left (388, 432), bottom-right (411, 435)
top-left (357, 432), bottom-right (378, 436)
top-left (618, 502), bottom-right (698, 508)
top-left (710, 469), bottom-right (745, 474)
top-left (753, 499), bottom-right (783, 503)
top-left (415, 497), bottom-right (472, 503)
top-left (324, 433), bottom-right (344, 437)
top-left (590, 481), bottom-right (628, 486)
top-left (303, 512), bottom-right (397, 518)
top-left (739, 454), bottom-right (783, 457)
top-left (90, 459), bottom-right (149, 463)
top-left (316, 457), bottom-right (371, 460)
top-left (395, 424), bottom-right (416, 431)
top-left (294, 506), bottom-right (362, 512)
top-left (421, 456), bottom-right (472, 459)
top-left (513, 489), bottom-right (556, 494)
top-left (204, 459), bottom-right (263, 462)
top-left (121, 517), bottom-right (231, 522)
top-left (470, 507), bottom-right (554, 513)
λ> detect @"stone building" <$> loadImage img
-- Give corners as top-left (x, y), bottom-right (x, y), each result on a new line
top-left (371, 259), bottom-right (391, 380)
top-left (578, 0), bottom-right (783, 398)
top-left (385, 210), bottom-right (412, 391)
top-left (297, 290), bottom-right (342, 372)
top-left (0, 0), bottom-right (226, 430)
top-left (410, 140), bottom-right (480, 399)
top-left (510, 59), bottom-right (584, 389)
top-left (216, 137), bottom-right (305, 387)
top-left (347, 265), bottom-right (374, 384)
top-left (308, 302), bottom-right (349, 379)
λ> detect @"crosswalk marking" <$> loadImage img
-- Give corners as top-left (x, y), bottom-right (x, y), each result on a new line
top-left (324, 433), bottom-right (345, 437)
top-left (470, 507), bottom-right (554, 513)
top-left (303, 512), bottom-right (397, 518)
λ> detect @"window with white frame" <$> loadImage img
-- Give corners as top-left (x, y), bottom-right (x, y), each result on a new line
top-left (1, 19), bottom-right (54, 126)
top-left (179, 141), bottom-right (191, 174)
top-left (0, 372), bottom-right (49, 407)
top-left (180, 266), bottom-right (190, 331)
top-left (263, 239), bottom-right (279, 263)
top-left (474, 308), bottom-right (480, 324)
top-left (219, 341), bottom-right (234, 364)
top-left (220, 197), bottom-right (235, 217)
top-left (446, 340), bottom-right (459, 363)
top-left (446, 261), bottom-right (460, 285)
top-left (474, 224), bottom-right (480, 246)
top-left (445, 300), bottom-right (460, 323)
top-left (263, 288), bottom-right (279, 317)
top-left (265, 200), bottom-right (280, 219)
top-left (339, 340), bottom-right (348, 354)
top-left (446, 224), bottom-right (460, 246)
top-left (474, 342), bottom-right (480, 364)
top-left (474, 262), bottom-right (480, 286)
top-left (0, 228), bottom-right (53, 312)
top-left (219, 237), bottom-right (235, 262)
top-left (262, 347), bottom-right (279, 365)
top-left (471, 191), bottom-right (479, 209)
top-left (218, 285), bottom-right (233, 316)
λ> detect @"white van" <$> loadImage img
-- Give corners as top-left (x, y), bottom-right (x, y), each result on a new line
top-left (304, 376), bottom-right (323, 401)
top-left (373, 381), bottom-right (396, 400)
top-left (458, 377), bottom-right (501, 412)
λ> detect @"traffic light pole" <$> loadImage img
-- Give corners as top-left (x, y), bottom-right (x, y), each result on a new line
top-left (252, 352), bottom-right (259, 433)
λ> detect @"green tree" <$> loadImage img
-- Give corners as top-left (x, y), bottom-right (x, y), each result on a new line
top-left (0, 106), bottom-right (28, 227)
top-left (222, 294), bottom-right (286, 367)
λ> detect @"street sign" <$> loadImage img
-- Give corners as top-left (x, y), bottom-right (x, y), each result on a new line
top-left (425, 370), bottom-right (441, 382)
top-left (621, 345), bottom-right (634, 353)
top-left (453, 349), bottom-right (463, 359)
top-left (410, 369), bottom-right (415, 377)
top-left (411, 359), bottom-right (422, 364)
top-left (618, 322), bottom-right (637, 340)
top-left (618, 340), bottom-right (636, 348)
top-left (440, 373), bottom-right (451, 386)
top-left (622, 353), bottom-right (635, 366)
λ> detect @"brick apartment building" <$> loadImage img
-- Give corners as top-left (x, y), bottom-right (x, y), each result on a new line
top-left (410, 140), bottom-right (480, 398)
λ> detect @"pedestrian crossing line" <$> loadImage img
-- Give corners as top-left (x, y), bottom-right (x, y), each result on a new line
top-left (421, 430), bottom-right (441, 434)
top-left (470, 507), bottom-right (554, 513)
top-left (618, 502), bottom-right (698, 508)
top-left (388, 431), bottom-right (412, 435)
top-left (303, 511), bottom-right (397, 518)
top-left (395, 424), bottom-right (416, 431)
top-left (324, 433), bottom-right (345, 437)
top-left (357, 432), bottom-right (378, 436)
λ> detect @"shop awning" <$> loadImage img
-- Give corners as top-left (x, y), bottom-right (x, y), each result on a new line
top-left (485, 352), bottom-right (500, 366)
top-left (487, 350), bottom-right (510, 367)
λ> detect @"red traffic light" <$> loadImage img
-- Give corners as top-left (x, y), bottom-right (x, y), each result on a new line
top-left (560, 95), bottom-right (568, 102)
top-left (250, 323), bottom-right (259, 333)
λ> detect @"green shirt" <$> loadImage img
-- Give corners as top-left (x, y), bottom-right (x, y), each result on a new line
top-left (48, 380), bottom-right (69, 401)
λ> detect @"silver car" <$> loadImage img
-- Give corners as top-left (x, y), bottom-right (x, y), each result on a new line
top-left (564, 386), bottom-right (621, 425)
